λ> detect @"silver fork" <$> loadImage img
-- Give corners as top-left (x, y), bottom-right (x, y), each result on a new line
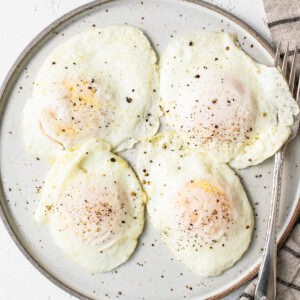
top-left (254, 44), bottom-right (299, 300)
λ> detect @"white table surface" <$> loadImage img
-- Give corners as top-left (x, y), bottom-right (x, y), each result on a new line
top-left (0, 0), bottom-right (272, 299)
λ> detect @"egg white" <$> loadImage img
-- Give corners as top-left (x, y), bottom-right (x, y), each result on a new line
top-left (35, 139), bottom-right (145, 272)
top-left (160, 32), bottom-right (299, 169)
top-left (137, 132), bottom-right (254, 277)
top-left (23, 26), bottom-right (161, 162)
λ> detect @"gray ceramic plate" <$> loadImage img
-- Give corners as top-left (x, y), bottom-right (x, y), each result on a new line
top-left (0, 0), bottom-right (299, 299)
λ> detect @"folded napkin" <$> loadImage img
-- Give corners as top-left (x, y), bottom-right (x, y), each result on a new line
top-left (240, 1), bottom-right (299, 298)
top-left (264, 0), bottom-right (299, 49)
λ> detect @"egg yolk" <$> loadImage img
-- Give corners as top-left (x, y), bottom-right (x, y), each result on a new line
top-left (171, 72), bottom-right (255, 154)
top-left (46, 182), bottom-right (128, 248)
top-left (39, 78), bottom-right (107, 149)
top-left (175, 180), bottom-right (234, 242)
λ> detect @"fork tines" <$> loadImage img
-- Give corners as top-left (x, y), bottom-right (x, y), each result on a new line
top-left (275, 43), bottom-right (299, 100)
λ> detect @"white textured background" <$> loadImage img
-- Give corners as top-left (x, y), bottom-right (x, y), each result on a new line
top-left (0, 0), bottom-right (271, 299)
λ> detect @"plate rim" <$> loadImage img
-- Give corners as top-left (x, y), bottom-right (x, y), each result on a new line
top-left (0, 0), bottom-right (299, 299)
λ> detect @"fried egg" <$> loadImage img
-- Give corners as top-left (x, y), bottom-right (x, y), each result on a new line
top-left (160, 32), bottom-right (299, 169)
top-left (23, 26), bottom-right (161, 162)
top-left (35, 139), bottom-right (145, 272)
top-left (137, 132), bottom-right (254, 277)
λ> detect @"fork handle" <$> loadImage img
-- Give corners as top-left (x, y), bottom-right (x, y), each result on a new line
top-left (254, 149), bottom-right (285, 300)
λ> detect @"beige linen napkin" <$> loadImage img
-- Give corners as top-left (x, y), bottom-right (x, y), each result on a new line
top-left (263, 0), bottom-right (299, 49)
top-left (240, 0), bottom-right (299, 299)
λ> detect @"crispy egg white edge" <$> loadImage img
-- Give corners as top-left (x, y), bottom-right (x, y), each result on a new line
top-left (159, 32), bottom-right (299, 169)
top-left (35, 139), bottom-right (146, 272)
top-left (137, 132), bottom-right (254, 277)
top-left (23, 25), bottom-right (162, 162)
